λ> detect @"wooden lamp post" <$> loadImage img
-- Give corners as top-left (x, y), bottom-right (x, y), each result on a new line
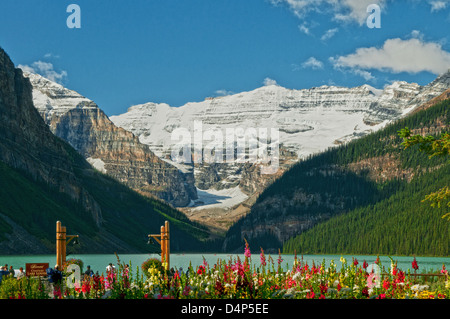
top-left (148, 221), bottom-right (170, 271)
top-left (56, 221), bottom-right (79, 268)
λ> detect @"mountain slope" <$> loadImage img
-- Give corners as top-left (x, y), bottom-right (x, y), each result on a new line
top-left (223, 96), bottom-right (450, 254)
top-left (0, 47), bottom-right (208, 254)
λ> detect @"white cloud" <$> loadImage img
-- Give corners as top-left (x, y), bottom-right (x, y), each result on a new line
top-left (330, 37), bottom-right (450, 75)
top-left (334, 0), bottom-right (385, 25)
top-left (301, 57), bottom-right (324, 69)
top-left (298, 23), bottom-right (311, 35)
top-left (352, 68), bottom-right (375, 81)
top-left (263, 77), bottom-right (278, 86)
top-left (429, 0), bottom-right (448, 12)
top-left (269, 0), bottom-right (385, 26)
top-left (18, 61), bottom-right (68, 84)
top-left (215, 89), bottom-right (234, 96)
top-left (410, 30), bottom-right (423, 40)
top-left (320, 28), bottom-right (339, 41)
top-left (43, 53), bottom-right (60, 59)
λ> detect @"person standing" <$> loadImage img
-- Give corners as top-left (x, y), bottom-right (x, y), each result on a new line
top-left (84, 265), bottom-right (94, 278)
top-left (0, 266), bottom-right (10, 284)
top-left (106, 263), bottom-right (115, 274)
top-left (8, 265), bottom-right (15, 278)
top-left (16, 267), bottom-right (25, 280)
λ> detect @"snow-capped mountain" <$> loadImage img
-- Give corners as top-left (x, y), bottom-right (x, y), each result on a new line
top-left (110, 71), bottom-right (450, 229)
top-left (23, 71), bottom-right (198, 207)
top-left (111, 82), bottom-right (420, 158)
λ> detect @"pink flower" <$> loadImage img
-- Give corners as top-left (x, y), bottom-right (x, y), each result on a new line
top-left (244, 241), bottom-right (251, 259)
top-left (260, 248), bottom-right (266, 267)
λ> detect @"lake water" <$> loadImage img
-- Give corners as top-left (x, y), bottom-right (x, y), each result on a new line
top-left (1, 253), bottom-right (449, 275)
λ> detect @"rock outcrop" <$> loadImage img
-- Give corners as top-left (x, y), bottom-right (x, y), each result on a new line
top-left (24, 72), bottom-right (197, 207)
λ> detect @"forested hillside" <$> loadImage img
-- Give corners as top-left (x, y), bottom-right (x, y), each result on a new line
top-left (225, 98), bottom-right (450, 255)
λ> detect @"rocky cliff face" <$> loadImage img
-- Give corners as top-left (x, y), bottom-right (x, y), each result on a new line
top-left (0, 49), bottom-right (103, 226)
top-left (24, 72), bottom-right (197, 207)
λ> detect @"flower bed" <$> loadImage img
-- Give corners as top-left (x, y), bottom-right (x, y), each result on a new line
top-left (1, 245), bottom-right (449, 299)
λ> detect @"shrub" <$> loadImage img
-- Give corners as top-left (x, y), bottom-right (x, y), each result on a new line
top-left (141, 258), bottom-right (162, 278)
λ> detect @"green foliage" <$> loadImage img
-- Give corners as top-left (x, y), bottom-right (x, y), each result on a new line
top-left (399, 127), bottom-right (450, 158)
top-left (399, 125), bottom-right (450, 220)
top-left (141, 258), bottom-right (163, 278)
top-left (0, 276), bottom-right (50, 299)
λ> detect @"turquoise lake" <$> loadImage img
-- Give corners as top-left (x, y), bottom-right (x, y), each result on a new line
top-left (1, 253), bottom-right (449, 275)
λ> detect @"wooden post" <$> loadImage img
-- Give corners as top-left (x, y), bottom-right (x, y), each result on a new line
top-left (148, 221), bottom-right (170, 272)
top-left (56, 221), bottom-right (63, 268)
top-left (61, 226), bottom-right (67, 266)
top-left (161, 224), bottom-right (166, 268)
top-left (165, 221), bottom-right (170, 271)
top-left (56, 221), bottom-right (79, 269)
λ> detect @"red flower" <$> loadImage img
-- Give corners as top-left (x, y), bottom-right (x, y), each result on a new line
top-left (382, 279), bottom-right (390, 290)
top-left (319, 283), bottom-right (328, 294)
top-left (361, 287), bottom-right (369, 297)
top-left (306, 289), bottom-right (315, 299)
top-left (363, 260), bottom-right (368, 269)
top-left (395, 270), bottom-right (405, 283)
top-left (197, 265), bottom-right (206, 275)
top-left (392, 266), bottom-right (398, 276)
top-left (412, 257), bottom-right (419, 271)
top-left (82, 282), bottom-right (91, 294)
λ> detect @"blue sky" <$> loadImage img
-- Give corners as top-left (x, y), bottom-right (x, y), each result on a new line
top-left (1, 0), bottom-right (450, 116)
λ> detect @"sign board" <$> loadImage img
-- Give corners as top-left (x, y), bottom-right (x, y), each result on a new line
top-left (26, 263), bottom-right (49, 277)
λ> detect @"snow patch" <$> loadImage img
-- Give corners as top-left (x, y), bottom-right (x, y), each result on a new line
top-left (87, 157), bottom-right (107, 173)
top-left (189, 186), bottom-right (249, 211)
